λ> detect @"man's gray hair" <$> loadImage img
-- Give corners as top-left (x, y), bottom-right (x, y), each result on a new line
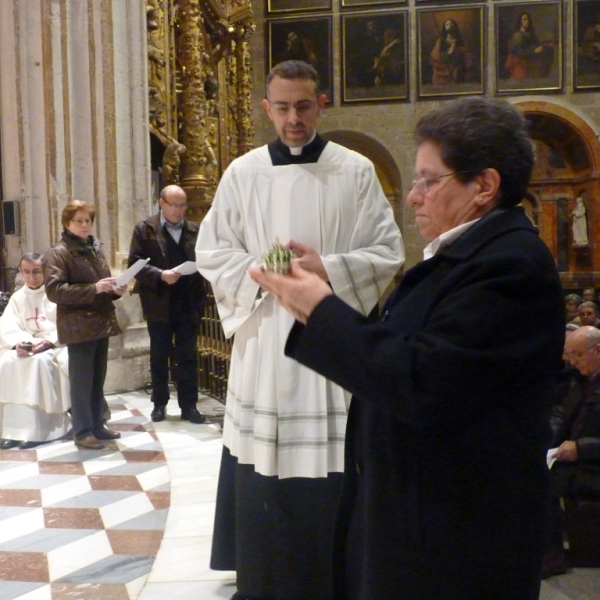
top-left (579, 301), bottom-right (599, 314)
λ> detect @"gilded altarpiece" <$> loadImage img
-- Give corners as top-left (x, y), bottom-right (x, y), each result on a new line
top-left (146, 0), bottom-right (254, 221)
top-left (147, 0), bottom-right (254, 399)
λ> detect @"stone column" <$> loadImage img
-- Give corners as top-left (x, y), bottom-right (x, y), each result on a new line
top-left (0, 0), bottom-right (152, 391)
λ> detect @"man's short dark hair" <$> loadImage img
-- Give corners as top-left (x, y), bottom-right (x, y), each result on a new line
top-left (265, 60), bottom-right (320, 96)
top-left (414, 97), bottom-right (534, 208)
top-left (19, 252), bottom-right (41, 269)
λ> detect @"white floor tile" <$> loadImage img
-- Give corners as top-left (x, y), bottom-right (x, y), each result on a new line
top-left (0, 507), bottom-right (44, 543)
top-left (147, 536), bottom-right (232, 582)
top-left (47, 530), bottom-right (113, 580)
top-left (163, 501), bottom-right (216, 538)
top-left (99, 491), bottom-right (155, 528)
top-left (138, 580), bottom-right (236, 600)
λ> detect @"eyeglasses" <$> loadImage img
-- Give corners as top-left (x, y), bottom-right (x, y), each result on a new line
top-left (21, 269), bottom-right (43, 276)
top-left (410, 171), bottom-right (467, 195)
top-left (163, 199), bottom-right (188, 210)
top-left (267, 100), bottom-right (318, 116)
top-left (71, 219), bottom-right (92, 225)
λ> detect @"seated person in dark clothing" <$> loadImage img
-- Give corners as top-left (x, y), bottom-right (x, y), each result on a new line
top-left (544, 325), bottom-right (600, 578)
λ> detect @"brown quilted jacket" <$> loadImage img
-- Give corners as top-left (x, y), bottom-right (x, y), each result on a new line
top-left (42, 231), bottom-right (121, 345)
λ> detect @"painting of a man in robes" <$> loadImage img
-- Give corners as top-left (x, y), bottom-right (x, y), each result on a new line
top-left (417, 6), bottom-right (484, 99)
top-left (574, 0), bottom-right (600, 91)
top-left (496, 1), bottom-right (562, 94)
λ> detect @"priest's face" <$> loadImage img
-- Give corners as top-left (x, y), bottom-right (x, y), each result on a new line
top-left (262, 75), bottom-right (326, 147)
top-left (20, 259), bottom-right (44, 290)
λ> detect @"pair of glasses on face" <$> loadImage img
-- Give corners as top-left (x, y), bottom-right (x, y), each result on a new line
top-left (267, 100), bottom-right (318, 116)
top-left (163, 199), bottom-right (188, 210)
top-left (410, 171), bottom-right (468, 195)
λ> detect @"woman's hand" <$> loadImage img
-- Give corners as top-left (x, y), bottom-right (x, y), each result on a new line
top-left (248, 260), bottom-right (332, 324)
top-left (95, 277), bottom-right (117, 294)
top-left (112, 284), bottom-right (128, 297)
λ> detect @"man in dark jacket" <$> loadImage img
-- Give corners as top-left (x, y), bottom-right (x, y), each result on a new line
top-left (545, 325), bottom-right (600, 577)
top-left (250, 97), bottom-right (565, 599)
top-left (128, 185), bottom-right (206, 423)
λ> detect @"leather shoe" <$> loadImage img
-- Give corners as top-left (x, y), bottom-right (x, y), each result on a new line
top-left (93, 427), bottom-right (121, 440)
top-left (75, 435), bottom-right (105, 450)
top-left (19, 441), bottom-right (43, 449)
top-left (151, 405), bottom-right (166, 422)
top-left (181, 407), bottom-right (206, 424)
top-left (0, 439), bottom-right (20, 450)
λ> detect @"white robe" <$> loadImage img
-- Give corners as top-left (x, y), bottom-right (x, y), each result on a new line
top-left (196, 141), bottom-right (404, 478)
top-left (0, 285), bottom-right (70, 442)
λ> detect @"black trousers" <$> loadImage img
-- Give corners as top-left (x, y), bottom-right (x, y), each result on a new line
top-left (68, 337), bottom-right (109, 439)
top-left (147, 319), bottom-right (199, 411)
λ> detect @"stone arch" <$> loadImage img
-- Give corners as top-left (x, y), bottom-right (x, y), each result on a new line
top-left (513, 101), bottom-right (600, 286)
top-left (321, 130), bottom-right (403, 205)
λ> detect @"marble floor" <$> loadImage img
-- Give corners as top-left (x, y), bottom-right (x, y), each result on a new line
top-left (0, 389), bottom-right (598, 600)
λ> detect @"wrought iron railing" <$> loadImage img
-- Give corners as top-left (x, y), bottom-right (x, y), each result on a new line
top-left (198, 282), bottom-right (232, 403)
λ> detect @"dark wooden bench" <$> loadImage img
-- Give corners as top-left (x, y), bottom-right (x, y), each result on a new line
top-left (564, 497), bottom-right (600, 567)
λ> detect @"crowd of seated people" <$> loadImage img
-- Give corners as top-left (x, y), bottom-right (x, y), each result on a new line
top-left (544, 296), bottom-right (600, 579)
top-left (544, 324), bottom-right (600, 578)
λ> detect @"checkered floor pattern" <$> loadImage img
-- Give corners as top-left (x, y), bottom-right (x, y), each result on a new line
top-left (0, 398), bottom-right (170, 600)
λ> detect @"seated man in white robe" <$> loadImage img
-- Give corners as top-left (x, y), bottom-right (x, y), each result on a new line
top-left (0, 253), bottom-right (70, 449)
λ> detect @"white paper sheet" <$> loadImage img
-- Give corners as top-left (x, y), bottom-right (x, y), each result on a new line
top-left (547, 448), bottom-right (558, 469)
top-left (115, 258), bottom-right (150, 287)
top-left (173, 261), bottom-right (198, 275)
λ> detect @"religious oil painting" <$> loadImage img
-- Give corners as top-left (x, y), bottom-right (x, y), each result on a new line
top-left (342, 11), bottom-right (408, 103)
top-left (415, 0), bottom-right (481, 3)
top-left (341, 0), bottom-right (406, 8)
top-left (573, 0), bottom-right (600, 91)
top-left (417, 6), bottom-right (485, 99)
top-left (495, 1), bottom-right (563, 95)
top-left (266, 0), bottom-right (332, 16)
top-left (267, 17), bottom-right (333, 103)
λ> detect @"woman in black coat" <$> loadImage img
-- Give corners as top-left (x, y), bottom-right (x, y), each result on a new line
top-left (251, 97), bottom-right (565, 599)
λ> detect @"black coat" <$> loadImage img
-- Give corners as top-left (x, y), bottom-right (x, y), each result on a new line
top-left (285, 207), bottom-right (565, 600)
top-left (550, 372), bottom-right (600, 498)
top-left (128, 214), bottom-right (206, 324)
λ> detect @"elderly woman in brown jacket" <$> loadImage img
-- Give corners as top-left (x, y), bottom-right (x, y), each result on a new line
top-left (43, 200), bottom-right (126, 449)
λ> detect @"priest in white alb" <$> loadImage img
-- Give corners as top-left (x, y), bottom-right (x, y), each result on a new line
top-left (196, 60), bottom-right (404, 600)
top-left (0, 253), bottom-right (70, 449)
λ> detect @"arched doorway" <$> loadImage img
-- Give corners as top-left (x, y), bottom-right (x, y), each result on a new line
top-left (515, 101), bottom-right (600, 290)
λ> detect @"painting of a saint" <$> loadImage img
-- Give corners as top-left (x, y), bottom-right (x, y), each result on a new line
top-left (342, 12), bottom-right (408, 103)
top-left (504, 12), bottom-right (555, 80)
top-left (268, 17), bottom-right (332, 102)
top-left (417, 7), bottom-right (484, 98)
top-left (574, 0), bottom-right (600, 91)
top-left (496, 1), bottom-right (562, 94)
top-left (429, 19), bottom-right (476, 85)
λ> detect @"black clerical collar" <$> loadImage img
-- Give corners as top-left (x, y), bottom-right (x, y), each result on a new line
top-left (268, 134), bottom-right (328, 166)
